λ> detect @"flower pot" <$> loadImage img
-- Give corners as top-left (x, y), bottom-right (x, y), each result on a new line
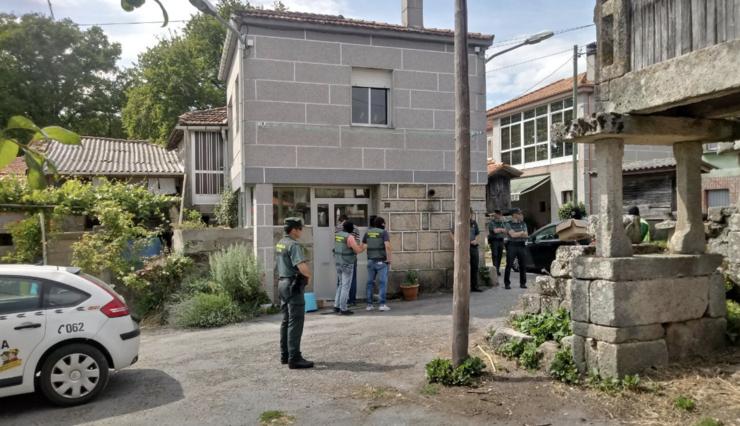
top-left (400, 283), bottom-right (420, 301)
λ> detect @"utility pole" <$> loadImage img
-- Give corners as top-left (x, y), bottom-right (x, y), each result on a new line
top-left (572, 44), bottom-right (579, 205)
top-left (452, 0), bottom-right (471, 367)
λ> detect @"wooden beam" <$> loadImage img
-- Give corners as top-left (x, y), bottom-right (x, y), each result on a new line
top-left (559, 112), bottom-right (740, 145)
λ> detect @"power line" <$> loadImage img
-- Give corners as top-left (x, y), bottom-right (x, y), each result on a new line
top-left (486, 49), bottom-right (571, 73)
top-left (77, 20), bottom-right (188, 26)
top-left (490, 23), bottom-right (595, 47)
top-left (517, 54), bottom-right (574, 97)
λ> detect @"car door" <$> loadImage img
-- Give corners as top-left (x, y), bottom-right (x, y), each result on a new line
top-left (0, 275), bottom-right (46, 390)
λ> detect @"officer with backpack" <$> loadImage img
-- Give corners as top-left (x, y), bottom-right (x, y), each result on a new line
top-left (363, 216), bottom-right (393, 311)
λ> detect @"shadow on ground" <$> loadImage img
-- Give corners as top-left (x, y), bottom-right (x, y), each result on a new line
top-left (0, 369), bottom-right (183, 425)
top-left (316, 361), bottom-right (415, 372)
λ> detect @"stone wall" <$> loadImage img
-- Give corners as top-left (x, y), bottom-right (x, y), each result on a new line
top-left (379, 182), bottom-right (487, 295)
top-left (706, 206), bottom-right (740, 287)
top-left (172, 228), bottom-right (254, 255)
top-left (47, 232), bottom-right (86, 266)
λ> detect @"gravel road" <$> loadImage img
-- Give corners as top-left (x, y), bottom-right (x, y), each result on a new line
top-left (0, 276), bottom-right (611, 426)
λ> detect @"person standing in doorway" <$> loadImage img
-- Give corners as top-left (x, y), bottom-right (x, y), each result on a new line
top-left (487, 209), bottom-right (507, 279)
top-left (276, 217), bottom-right (314, 369)
top-left (334, 221), bottom-right (364, 315)
top-left (363, 216), bottom-right (393, 311)
top-left (504, 208), bottom-right (529, 290)
top-left (336, 214), bottom-right (360, 306)
top-left (449, 210), bottom-right (483, 292)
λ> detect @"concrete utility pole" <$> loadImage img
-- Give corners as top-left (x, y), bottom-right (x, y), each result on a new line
top-left (452, 0), bottom-right (471, 367)
top-left (572, 44), bottom-right (579, 205)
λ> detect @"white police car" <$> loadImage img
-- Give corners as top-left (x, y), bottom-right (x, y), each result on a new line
top-left (0, 265), bottom-right (139, 406)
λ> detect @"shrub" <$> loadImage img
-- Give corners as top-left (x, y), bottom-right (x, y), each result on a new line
top-left (214, 189), bottom-right (238, 228)
top-left (511, 309), bottom-right (572, 346)
top-left (674, 395), bottom-right (696, 412)
top-left (2, 216), bottom-right (42, 263)
top-left (178, 209), bottom-right (206, 230)
top-left (558, 201), bottom-right (587, 220)
top-left (425, 357), bottom-right (485, 386)
top-left (121, 254), bottom-right (195, 318)
top-left (402, 270), bottom-right (419, 286)
top-left (496, 339), bottom-right (526, 359)
top-left (549, 348), bottom-right (580, 384)
top-left (168, 291), bottom-right (243, 328)
top-left (727, 300), bottom-right (740, 344)
top-left (518, 342), bottom-right (541, 370)
top-left (209, 244), bottom-right (268, 313)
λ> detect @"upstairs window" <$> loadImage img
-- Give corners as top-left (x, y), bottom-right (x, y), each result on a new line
top-left (351, 68), bottom-right (391, 127)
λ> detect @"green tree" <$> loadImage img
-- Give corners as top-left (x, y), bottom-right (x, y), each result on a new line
top-left (0, 14), bottom-right (124, 137)
top-left (121, 0), bottom-right (250, 143)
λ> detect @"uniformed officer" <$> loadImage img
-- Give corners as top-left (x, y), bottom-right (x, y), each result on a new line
top-left (449, 210), bottom-right (483, 292)
top-left (487, 209), bottom-right (507, 278)
top-left (276, 217), bottom-right (314, 369)
top-left (363, 216), bottom-right (393, 311)
top-left (504, 208), bottom-right (529, 290)
top-left (334, 220), bottom-right (364, 315)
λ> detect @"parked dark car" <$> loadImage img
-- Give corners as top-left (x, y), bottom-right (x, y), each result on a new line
top-left (511, 222), bottom-right (591, 273)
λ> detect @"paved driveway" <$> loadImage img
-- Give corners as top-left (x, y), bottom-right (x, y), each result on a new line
top-left (1, 276), bottom-right (599, 426)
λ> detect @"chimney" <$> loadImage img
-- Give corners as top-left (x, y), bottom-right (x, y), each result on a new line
top-left (402, 0), bottom-right (423, 28)
top-left (586, 42), bottom-right (597, 82)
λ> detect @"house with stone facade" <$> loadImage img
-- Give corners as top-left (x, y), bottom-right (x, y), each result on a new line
top-left (216, 4), bottom-right (493, 301)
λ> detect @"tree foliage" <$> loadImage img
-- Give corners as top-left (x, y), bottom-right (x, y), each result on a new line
top-left (0, 14), bottom-right (125, 137)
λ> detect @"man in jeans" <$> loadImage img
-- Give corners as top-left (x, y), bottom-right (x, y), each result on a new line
top-left (334, 221), bottom-right (364, 315)
top-left (363, 216), bottom-right (393, 311)
top-left (335, 214), bottom-right (360, 306)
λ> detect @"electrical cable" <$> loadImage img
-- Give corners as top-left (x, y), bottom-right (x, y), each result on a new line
top-left (486, 48), bottom-right (571, 72)
top-left (490, 24), bottom-right (595, 47)
top-left (516, 54), bottom-right (574, 97)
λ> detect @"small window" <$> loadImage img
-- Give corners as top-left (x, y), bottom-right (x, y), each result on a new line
top-left (535, 106), bottom-right (548, 116)
top-left (539, 201), bottom-right (547, 212)
top-left (562, 190), bottom-right (574, 204)
top-left (550, 100), bottom-right (563, 112)
top-left (352, 87), bottom-right (388, 126)
top-left (707, 189), bottom-right (730, 208)
top-left (273, 187), bottom-right (311, 225)
top-left (0, 276), bottom-right (42, 315)
top-left (501, 127), bottom-right (511, 150)
top-left (523, 109), bottom-right (535, 119)
top-left (45, 283), bottom-right (90, 309)
top-left (523, 121), bottom-right (535, 145)
top-left (510, 125), bottom-right (521, 148)
top-left (510, 149), bottom-right (522, 165)
top-left (501, 116), bottom-right (510, 126)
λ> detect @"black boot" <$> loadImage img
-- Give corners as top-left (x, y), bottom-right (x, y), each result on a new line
top-left (288, 357), bottom-right (315, 369)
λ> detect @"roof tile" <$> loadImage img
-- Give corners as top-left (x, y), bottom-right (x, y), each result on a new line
top-left (178, 107), bottom-right (227, 126)
top-left (487, 73), bottom-right (592, 118)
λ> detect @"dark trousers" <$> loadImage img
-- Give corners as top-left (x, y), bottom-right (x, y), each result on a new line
top-left (489, 238), bottom-right (505, 275)
top-left (470, 244), bottom-right (480, 290)
top-left (504, 242), bottom-right (528, 287)
top-left (279, 278), bottom-right (305, 362)
top-left (348, 259), bottom-right (357, 304)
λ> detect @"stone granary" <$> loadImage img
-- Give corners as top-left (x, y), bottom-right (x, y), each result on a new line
top-left (559, 0), bottom-right (740, 378)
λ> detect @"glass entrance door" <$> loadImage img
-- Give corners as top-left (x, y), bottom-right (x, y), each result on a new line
top-left (312, 197), bottom-right (371, 301)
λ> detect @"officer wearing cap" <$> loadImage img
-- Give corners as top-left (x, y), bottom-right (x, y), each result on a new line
top-left (504, 208), bottom-right (529, 290)
top-left (276, 217), bottom-right (314, 369)
top-left (486, 209), bottom-right (507, 279)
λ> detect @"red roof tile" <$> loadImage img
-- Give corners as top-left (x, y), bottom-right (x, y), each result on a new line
top-left (487, 73), bottom-right (592, 118)
top-left (0, 156), bottom-right (27, 177)
top-left (178, 107), bottom-right (227, 126)
top-left (237, 9), bottom-right (493, 41)
top-left (487, 161), bottom-right (523, 177)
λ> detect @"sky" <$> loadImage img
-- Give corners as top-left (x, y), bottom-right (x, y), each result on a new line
top-left (2, 0), bottom-right (596, 108)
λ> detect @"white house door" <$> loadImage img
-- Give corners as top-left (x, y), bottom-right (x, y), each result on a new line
top-left (191, 131), bottom-right (224, 205)
top-left (312, 199), bottom-right (370, 301)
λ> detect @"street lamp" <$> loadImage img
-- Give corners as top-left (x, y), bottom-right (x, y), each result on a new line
top-left (485, 30), bottom-right (554, 63)
top-left (189, 0), bottom-right (245, 42)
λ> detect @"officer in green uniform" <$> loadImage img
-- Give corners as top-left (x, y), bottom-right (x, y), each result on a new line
top-left (486, 209), bottom-right (507, 278)
top-left (504, 208), bottom-right (529, 290)
top-left (276, 217), bottom-right (314, 369)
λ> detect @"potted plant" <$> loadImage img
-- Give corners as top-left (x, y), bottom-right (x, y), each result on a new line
top-left (401, 270), bottom-right (420, 301)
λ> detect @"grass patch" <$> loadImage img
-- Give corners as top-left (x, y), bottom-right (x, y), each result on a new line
top-left (425, 357), bottom-right (486, 386)
top-left (259, 410), bottom-right (295, 425)
top-left (695, 418), bottom-right (724, 426)
top-left (549, 348), bottom-right (580, 385)
top-left (420, 383), bottom-right (440, 396)
top-left (674, 395), bottom-right (696, 412)
top-left (494, 339), bottom-right (541, 370)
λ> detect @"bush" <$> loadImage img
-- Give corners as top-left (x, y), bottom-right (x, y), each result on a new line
top-left (727, 300), bottom-right (740, 344)
top-left (495, 340), bottom-right (540, 370)
top-left (121, 254), bottom-right (195, 318)
top-left (2, 216), bottom-right (42, 263)
top-left (168, 291), bottom-right (243, 328)
top-left (178, 209), bottom-right (206, 230)
top-left (558, 201), bottom-right (587, 220)
top-left (674, 395), bottom-right (696, 412)
top-left (214, 189), bottom-right (238, 228)
top-left (549, 348), bottom-right (580, 384)
top-left (425, 357), bottom-right (486, 386)
top-left (511, 309), bottom-right (572, 346)
top-left (209, 244), bottom-right (268, 313)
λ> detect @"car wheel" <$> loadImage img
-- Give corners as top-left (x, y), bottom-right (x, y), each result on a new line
top-left (511, 258), bottom-right (520, 273)
top-left (38, 343), bottom-right (110, 407)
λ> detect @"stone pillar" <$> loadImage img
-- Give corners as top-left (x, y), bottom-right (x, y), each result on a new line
top-left (593, 139), bottom-right (632, 257)
top-left (253, 183), bottom-right (275, 301)
top-left (669, 142), bottom-right (705, 254)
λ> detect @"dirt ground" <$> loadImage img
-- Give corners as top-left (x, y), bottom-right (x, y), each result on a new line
top-left (1, 279), bottom-right (738, 426)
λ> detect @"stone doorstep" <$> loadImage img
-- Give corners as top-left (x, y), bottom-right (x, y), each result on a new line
top-left (572, 254), bottom-right (723, 282)
top-left (665, 317), bottom-right (727, 362)
top-left (587, 277), bottom-right (710, 327)
top-left (572, 321), bottom-right (665, 344)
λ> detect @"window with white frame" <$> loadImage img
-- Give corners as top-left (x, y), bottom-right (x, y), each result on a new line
top-left (351, 68), bottom-right (391, 126)
top-left (192, 131), bottom-right (224, 203)
top-left (499, 97), bottom-right (574, 166)
top-left (707, 189), bottom-right (730, 208)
